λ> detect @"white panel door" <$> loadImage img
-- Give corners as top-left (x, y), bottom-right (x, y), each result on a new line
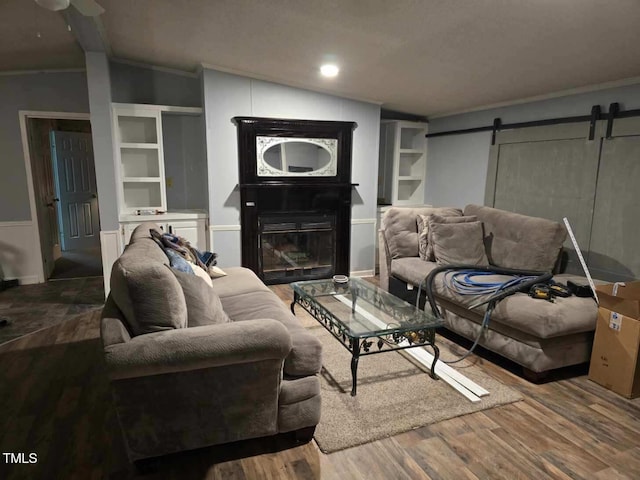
top-left (51, 131), bottom-right (100, 251)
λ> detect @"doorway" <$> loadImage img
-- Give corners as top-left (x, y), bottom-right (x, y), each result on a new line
top-left (26, 117), bottom-right (102, 280)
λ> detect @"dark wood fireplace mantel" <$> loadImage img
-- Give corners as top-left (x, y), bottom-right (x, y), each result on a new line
top-left (233, 117), bottom-right (357, 284)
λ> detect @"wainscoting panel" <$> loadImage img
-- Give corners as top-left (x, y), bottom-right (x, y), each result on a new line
top-left (100, 230), bottom-right (122, 298)
top-left (208, 226), bottom-right (242, 268)
top-left (350, 219), bottom-right (376, 276)
top-left (0, 221), bottom-right (42, 284)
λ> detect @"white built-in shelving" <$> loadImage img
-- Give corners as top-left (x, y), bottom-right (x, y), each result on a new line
top-left (112, 103), bottom-right (208, 250)
top-left (378, 120), bottom-right (428, 205)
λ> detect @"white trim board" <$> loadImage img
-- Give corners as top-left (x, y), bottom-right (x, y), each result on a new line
top-left (334, 294), bottom-right (488, 402)
top-left (100, 230), bottom-right (123, 298)
top-left (209, 224), bottom-right (241, 232)
top-left (350, 270), bottom-right (374, 278)
top-left (0, 221), bottom-right (33, 227)
top-left (351, 218), bottom-right (376, 225)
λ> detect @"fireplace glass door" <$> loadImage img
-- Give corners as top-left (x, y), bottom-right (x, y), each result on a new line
top-left (259, 215), bottom-right (336, 283)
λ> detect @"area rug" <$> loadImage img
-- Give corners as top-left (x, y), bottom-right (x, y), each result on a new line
top-left (304, 317), bottom-right (523, 453)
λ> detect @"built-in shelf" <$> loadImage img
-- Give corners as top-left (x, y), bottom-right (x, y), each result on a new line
top-left (378, 120), bottom-right (428, 205)
top-left (114, 104), bottom-right (167, 214)
top-left (113, 102), bottom-right (209, 251)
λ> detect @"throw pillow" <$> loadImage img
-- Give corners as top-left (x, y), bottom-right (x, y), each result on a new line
top-left (208, 266), bottom-right (227, 278)
top-left (430, 221), bottom-right (489, 266)
top-left (169, 267), bottom-right (231, 327)
top-left (110, 258), bottom-right (188, 336)
top-left (164, 248), bottom-right (194, 274)
top-left (426, 214), bottom-right (479, 261)
top-left (189, 262), bottom-right (214, 288)
top-left (417, 214), bottom-right (430, 261)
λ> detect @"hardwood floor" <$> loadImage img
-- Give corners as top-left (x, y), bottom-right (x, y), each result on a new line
top-left (1, 279), bottom-right (639, 479)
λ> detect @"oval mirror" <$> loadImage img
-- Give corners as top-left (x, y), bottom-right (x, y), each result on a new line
top-left (258, 137), bottom-right (336, 176)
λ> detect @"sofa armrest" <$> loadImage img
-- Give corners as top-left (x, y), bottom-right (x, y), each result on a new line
top-left (285, 328), bottom-right (323, 376)
top-left (379, 229), bottom-right (392, 291)
top-left (103, 319), bottom-right (292, 380)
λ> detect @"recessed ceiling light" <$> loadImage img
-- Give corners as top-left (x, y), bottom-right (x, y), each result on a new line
top-left (320, 64), bottom-right (339, 78)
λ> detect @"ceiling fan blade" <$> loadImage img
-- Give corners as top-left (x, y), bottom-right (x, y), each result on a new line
top-left (71, 0), bottom-right (105, 16)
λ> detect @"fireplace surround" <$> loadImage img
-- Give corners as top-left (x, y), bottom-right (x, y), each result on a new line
top-left (233, 117), bottom-right (357, 284)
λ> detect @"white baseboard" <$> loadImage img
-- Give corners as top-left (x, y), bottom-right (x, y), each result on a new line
top-left (350, 270), bottom-right (375, 278)
top-left (100, 230), bottom-right (122, 298)
top-left (208, 224), bottom-right (241, 232)
top-left (351, 218), bottom-right (376, 225)
top-left (1, 274), bottom-right (39, 285)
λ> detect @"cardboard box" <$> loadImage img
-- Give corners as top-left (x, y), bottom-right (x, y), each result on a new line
top-left (588, 281), bottom-right (640, 398)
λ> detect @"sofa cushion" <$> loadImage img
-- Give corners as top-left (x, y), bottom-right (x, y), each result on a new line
top-left (170, 267), bottom-right (230, 327)
top-left (391, 261), bottom-right (597, 339)
top-left (390, 257), bottom-right (441, 287)
top-left (190, 263), bottom-right (214, 287)
top-left (430, 221), bottom-right (489, 266)
top-left (383, 207), bottom-right (462, 259)
top-left (210, 267), bottom-right (271, 299)
top-left (110, 256), bottom-right (188, 336)
top-left (221, 290), bottom-right (323, 376)
top-left (464, 204), bottom-right (566, 272)
top-left (424, 214), bottom-right (478, 261)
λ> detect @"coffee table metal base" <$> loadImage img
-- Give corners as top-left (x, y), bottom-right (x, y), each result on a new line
top-left (291, 292), bottom-right (440, 396)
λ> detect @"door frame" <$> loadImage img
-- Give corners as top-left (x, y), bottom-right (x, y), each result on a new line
top-left (18, 110), bottom-right (91, 283)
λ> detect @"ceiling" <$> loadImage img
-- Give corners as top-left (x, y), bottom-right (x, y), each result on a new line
top-left (4, 0), bottom-right (640, 117)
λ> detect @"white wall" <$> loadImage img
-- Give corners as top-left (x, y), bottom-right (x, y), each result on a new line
top-left (202, 69), bottom-right (380, 274)
top-left (426, 82), bottom-right (640, 208)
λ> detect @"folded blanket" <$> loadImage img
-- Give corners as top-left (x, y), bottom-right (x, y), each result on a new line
top-left (150, 229), bottom-right (219, 275)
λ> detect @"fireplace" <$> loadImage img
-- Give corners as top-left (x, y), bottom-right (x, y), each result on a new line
top-left (260, 214), bottom-right (335, 283)
top-left (233, 117), bottom-right (357, 284)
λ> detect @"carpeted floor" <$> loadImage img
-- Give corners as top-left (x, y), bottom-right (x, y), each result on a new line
top-left (302, 314), bottom-right (523, 453)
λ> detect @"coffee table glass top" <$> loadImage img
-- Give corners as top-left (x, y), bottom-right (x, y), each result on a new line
top-left (290, 278), bottom-right (443, 338)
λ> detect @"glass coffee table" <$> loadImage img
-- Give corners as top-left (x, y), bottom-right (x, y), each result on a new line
top-left (290, 278), bottom-right (444, 396)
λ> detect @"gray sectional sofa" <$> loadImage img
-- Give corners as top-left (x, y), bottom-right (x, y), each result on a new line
top-left (101, 222), bottom-right (322, 462)
top-left (379, 205), bottom-right (599, 378)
